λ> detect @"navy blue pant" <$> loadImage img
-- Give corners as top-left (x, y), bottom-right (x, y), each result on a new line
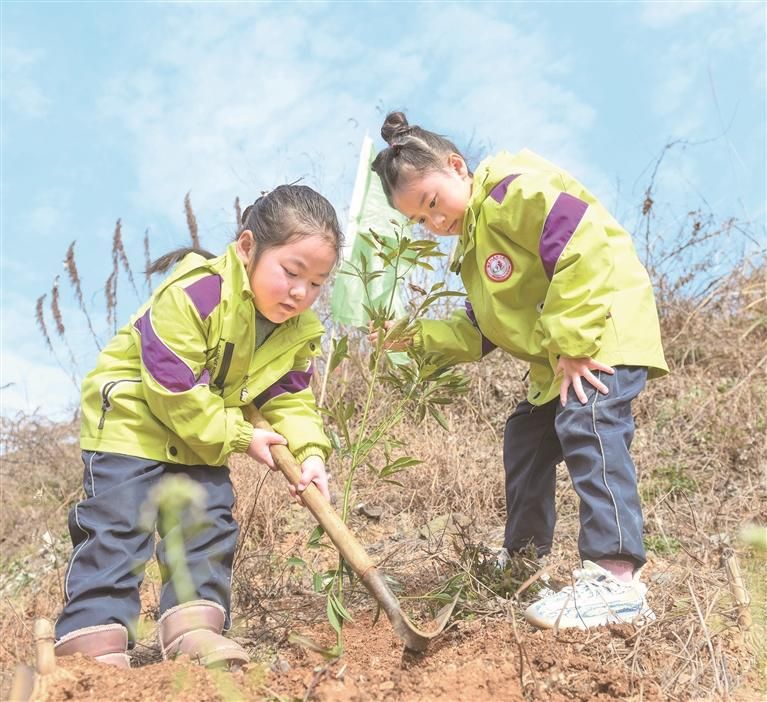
top-left (55, 452), bottom-right (239, 645)
top-left (503, 366), bottom-right (647, 568)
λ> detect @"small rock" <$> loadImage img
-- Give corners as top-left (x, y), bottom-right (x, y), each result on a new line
top-left (270, 656), bottom-right (290, 674)
top-left (353, 502), bottom-right (383, 520)
top-left (379, 681), bottom-right (395, 691)
top-left (419, 512), bottom-right (471, 539)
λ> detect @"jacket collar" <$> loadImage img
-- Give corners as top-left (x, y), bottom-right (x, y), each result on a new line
top-left (222, 242), bottom-right (254, 301)
top-left (450, 162), bottom-right (492, 273)
top-left (450, 151), bottom-right (525, 274)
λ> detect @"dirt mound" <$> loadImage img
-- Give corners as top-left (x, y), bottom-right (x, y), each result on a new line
top-left (25, 615), bottom-right (667, 702)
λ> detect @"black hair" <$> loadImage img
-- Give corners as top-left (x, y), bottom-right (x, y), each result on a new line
top-left (237, 184), bottom-right (342, 275)
top-left (147, 184), bottom-right (343, 276)
top-left (146, 247), bottom-right (216, 275)
top-left (371, 111), bottom-right (466, 206)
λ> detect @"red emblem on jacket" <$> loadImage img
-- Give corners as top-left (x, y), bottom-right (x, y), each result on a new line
top-left (484, 253), bottom-right (513, 282)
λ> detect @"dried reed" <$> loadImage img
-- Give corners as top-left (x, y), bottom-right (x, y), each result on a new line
top-left (33, 294), bottom-right (77, 391)
top-left (104, 269), bottom-right (117, 333)
top-left (143, 228), bottom-right (152, 291)
top-left (49, 277), bottom-right (65, 338)
top-left (63, 241), bottom-right (101, 350)
top-left (184, 191), bottom-right (200, 248)
top-left (111, 218), bottom-right (139, 299)
top-left (34, 295), bottom-right (54, 355)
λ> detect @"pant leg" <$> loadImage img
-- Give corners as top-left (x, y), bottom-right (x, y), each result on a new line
top-left (503, 398), bottom-right (563, 556)
top-left (156, 465), bottom-right (239, 628)
top-left (554, 366), bottom-right (648, 568)
top-left (56, 451), bottom-right (165, 642)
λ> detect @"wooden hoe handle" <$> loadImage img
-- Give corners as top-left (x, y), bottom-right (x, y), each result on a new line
top-left (243, 405), bottom-right (375, 576)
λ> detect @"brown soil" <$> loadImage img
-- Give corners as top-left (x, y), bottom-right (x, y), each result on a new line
top-left (31, 615), bottom-right (666, 702)
top-left (4, 256), bottom-right (765, 700)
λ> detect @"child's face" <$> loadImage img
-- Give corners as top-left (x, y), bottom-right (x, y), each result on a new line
top-left (238, 232), bottom-right (337, 323)
top-left (392, 154), bottom-right (472, 236)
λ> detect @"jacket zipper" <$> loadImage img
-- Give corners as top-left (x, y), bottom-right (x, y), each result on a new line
top-left (213, 341), bottom-right (235, 390)
top-left (98, 378), bottom-right (141, 429)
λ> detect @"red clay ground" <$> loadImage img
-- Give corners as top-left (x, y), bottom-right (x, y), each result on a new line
top-left (29, 615), bottom-right (666, 702)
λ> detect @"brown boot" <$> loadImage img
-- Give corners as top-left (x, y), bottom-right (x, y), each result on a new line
top-left (158, 600), bottom-right (249, 668)
top-left (54, 623), bottom-right (130, 668)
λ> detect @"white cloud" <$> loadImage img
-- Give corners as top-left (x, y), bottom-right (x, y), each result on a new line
top-left (1, 45), bottom-right (51, 117)
top-left (94, 3), bottom-right (606, 236)
top-left (639, 0), bottom-right (709, 28)
top-left (634, 1), bottom-right (765, 218)
top-left (0, 287), bottom-right (101, 421)
top-left (1, 294), bottom-right (81, 419)
top-left (0, 351), bottom-right (79, 420)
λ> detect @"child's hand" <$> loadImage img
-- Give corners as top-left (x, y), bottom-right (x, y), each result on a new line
top-left (366, 320), bottom-right (412, 352)
top-left (556, 356), bottom-right (614, 405)
top-left (245, 428), bottom-right (287, 468)
top-left (289, 455), bottom-right (331, 503)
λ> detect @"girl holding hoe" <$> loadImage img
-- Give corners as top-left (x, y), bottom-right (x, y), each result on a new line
top-left (55, 185), bottom-right (341, 668)
top-left (369, 111), bottom-right (668, 630)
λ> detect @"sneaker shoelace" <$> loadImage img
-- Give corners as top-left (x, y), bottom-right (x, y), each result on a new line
top-left (560, 570), bottom-right (630, 605)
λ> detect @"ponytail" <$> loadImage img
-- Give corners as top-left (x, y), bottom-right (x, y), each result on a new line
top-left (146, 247), bottom-right (216, 276)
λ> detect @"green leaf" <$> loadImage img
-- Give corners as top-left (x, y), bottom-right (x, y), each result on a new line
top-left (428, 406), bottom-right (450, 431)
top-left (337, 268), bottom-right (359, 278)
top-left (328, 335), bottom-right (350, 374)
top-left (429, 290), bottom-right (466, 299)
top-left (286, 556), bottom-right (306, 568)
top-left (330, 591), bottom-right (354, 623)
top-left (381, 478), bottom-right (405, 488)
top-left (307, 525), bottom-right (326, 549)
top-left (362, 303), bottom-right (377, 322)
top-left (288, 633), bottom-right (342, 660)
top-left (326, 591), bottom-right (354, 637)
top-left (379, 456), bottom-right (423, 478)
top-left (328, 429), bottom-right (342, 451)
top-left (428, 397), bottom-right (453, 405)
top-left (359, 233), bottom-right (377, 249)
top-left (368, 228), bottom-right (387, 247)
top-left (326, 595), bottom-right (342, 635)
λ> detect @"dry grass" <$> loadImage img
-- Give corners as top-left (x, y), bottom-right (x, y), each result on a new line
top-left (2, 233), bottom-right (765, 698)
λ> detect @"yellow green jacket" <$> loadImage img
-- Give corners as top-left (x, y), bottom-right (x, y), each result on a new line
top-left (416, 150), bottom-right (668, 405)
top-left (80, 243), bottom-right (330, 466)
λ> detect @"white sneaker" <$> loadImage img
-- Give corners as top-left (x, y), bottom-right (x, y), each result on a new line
top-left (524, 561), bottom-right (655, 630)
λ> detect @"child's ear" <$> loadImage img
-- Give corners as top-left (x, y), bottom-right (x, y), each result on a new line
top-left (447, 153), bottom-right (469, 178)
top-left (236, 230), bottom-right (255, 264)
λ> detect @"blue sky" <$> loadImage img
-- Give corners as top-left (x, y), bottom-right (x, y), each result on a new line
top-left (2, 1), bottom-right (765, 418)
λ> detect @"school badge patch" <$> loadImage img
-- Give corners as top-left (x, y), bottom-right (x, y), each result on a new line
top-left (484, 253), bottom-right (513, 282)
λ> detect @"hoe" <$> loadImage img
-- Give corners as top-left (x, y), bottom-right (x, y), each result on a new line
top-left (9, 408), bottom-right (458, 700)
top-left (245, 406), bottom-right (458, 652)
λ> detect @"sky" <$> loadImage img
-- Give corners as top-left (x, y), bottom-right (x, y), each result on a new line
top-left (1, 0), bottom-right (765, 420)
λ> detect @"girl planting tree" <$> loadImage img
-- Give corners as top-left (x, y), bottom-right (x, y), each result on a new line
top-left (55, 185), bottom-right (341, 668)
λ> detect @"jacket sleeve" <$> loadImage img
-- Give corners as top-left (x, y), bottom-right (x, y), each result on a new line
top-left (253, 338), bottom-right (331, 463)
top-left (132, 284), bottom-right (253, 466)
top-left (414, 301), bottom-right (495, 366)
top-left (484, 173), bottom-right (614, 359)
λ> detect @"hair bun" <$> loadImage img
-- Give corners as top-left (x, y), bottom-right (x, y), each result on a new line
top-left (381, 111), bottom-right (410, 146)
